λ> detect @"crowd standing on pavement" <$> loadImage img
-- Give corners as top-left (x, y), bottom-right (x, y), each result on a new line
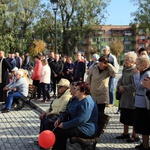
top-left (0, 45), bottom-right (150, 150)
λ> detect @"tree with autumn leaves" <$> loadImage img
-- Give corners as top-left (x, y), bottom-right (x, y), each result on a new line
top-left (29, 40), bottom-right (46, 59)
top-left (109, 41), bottom-right (123, 64)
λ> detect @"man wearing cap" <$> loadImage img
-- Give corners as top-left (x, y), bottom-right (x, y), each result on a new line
top-left (3, 67), bottom-right (18, 93)
top-left (102, 45), bottom-right (119, 107)
top-left (39, 78), bottom-right (72, 132)
top-left (1, 70), bottom-right (28, 113)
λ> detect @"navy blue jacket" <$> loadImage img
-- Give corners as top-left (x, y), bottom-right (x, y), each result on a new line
top-left (63, 95), bottom-right (98, 137)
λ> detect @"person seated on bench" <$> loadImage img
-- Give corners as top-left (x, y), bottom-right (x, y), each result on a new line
top-left (52, 82), bottom-right (98, 150)
top-left (39, 78), bottom-right (72, 133)
top-left (1, 70), bottom-right (28, 113)
top-left (3, 67), bottom-right (18, 96)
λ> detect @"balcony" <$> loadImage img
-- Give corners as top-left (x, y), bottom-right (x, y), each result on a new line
top-left (111, 33), bottom-right (123, 36)
top-left (124, 33), bottom-right (132, 36)
top-left (138, 39), bottom-right (147, 44)
top-left (124, 41), bottom-right (132, 44)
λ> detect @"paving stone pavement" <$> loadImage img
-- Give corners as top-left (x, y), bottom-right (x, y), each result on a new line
top-left (0, 99), bottom-right (141, 150)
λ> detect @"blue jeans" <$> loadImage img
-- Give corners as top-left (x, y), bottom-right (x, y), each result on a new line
top-left (5, 92), bottom-right (23, 109)
top-left (109, 77), bottom-right (115, 105)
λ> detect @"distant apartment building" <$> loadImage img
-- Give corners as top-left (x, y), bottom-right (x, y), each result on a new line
top-left (80, 25), bottom-right (150, 60)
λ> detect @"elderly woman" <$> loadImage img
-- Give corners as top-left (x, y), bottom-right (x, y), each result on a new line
top-left (87, 53), bottom-right (100, 74)
top-left (86, 55), bottom-right (116, 113)
top-left (39, 78), bottom-right (72, 133)
top-left (52, 82), bottom-right (98, 150)
top-left (116, 52), bottom-right (139, 142)
top-left (133, 56), bottom-right (150, 150)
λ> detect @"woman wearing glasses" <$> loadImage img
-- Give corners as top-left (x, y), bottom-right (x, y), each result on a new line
top-left (52, 82), bottom-right (98, 150)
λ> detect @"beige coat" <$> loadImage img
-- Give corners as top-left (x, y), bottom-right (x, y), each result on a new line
top-left (46, 89), bottom-right (72, 114)
top-left (86, 63), bottom-right (116, 104)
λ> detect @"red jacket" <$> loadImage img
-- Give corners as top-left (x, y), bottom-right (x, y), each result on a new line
top-left (32, 60), bottom-right (42, 80)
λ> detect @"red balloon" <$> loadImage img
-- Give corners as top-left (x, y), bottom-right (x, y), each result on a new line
top-left (38, 130), bottom-right (56, 149)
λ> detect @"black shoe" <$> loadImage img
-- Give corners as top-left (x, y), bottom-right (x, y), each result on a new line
top-left (116, 134), bottom-right (130, 139)
top-left (135, 143), bottom-right (143, 149)
top-left (1, 108), bottom-right (10, 113)
top-left (33, 140), bottom-right (39, 145)
top-left (1, 102), bottom-right (6, 105)
top-left (126, 136), bottom-right (140, 143)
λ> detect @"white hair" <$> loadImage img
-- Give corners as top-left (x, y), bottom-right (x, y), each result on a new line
top-left (125, 51), bottom-right (137, 63)
top-left (16, 70), bottom-right (23, 76)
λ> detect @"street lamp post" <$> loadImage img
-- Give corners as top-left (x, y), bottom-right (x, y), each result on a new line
top-left (50, 0), bottom-right (59, 54)
top-left (20, 21), bottom-right (24, 53)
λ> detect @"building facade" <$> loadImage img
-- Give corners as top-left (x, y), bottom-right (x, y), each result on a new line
top-left (81, 25), bottom-right (150, 61)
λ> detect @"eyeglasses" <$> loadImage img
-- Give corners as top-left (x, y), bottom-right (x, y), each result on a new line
top-left (74, 87), bottom-right (80, 91)
top-left (58, 86), bottom-right (63, 89)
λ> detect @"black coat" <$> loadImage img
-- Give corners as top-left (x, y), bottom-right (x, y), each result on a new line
top-left (72, 60), bottom-right (86, 81)
top-left (0, 58), bottom-right (12, 101)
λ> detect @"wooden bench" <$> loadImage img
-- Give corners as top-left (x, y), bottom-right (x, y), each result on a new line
top-left (12, 84), bottom-right (37, 110)
top-left (70, 112), bottom-right (110, 150)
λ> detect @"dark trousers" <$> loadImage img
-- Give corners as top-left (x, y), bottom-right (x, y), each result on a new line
top-left (33, 80), bottom-right (41, 98)
top-left (40, 115), bottom-right (55, 133)
top-left (40, 83), bottom-right (50, 101)
top-left (52, 77), bottom-right (61, 95)
top-left (52, 128), bottom-right (90, 150)
top-left (97, 104), bottom-right (106, 113)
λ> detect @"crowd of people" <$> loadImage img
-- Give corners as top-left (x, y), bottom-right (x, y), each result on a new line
top-left (0, 46), bottom-right (150, 150)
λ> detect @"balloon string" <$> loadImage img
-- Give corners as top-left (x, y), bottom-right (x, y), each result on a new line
top-left (52, 126), bottom-right (57, 132)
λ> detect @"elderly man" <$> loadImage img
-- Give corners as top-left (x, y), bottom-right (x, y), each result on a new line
top-left (3, 67), bottom-right (19, 100)
top-left (102, 45), bottom-right (119, 107)
top-left (1, 70), bottom-right (28, 113)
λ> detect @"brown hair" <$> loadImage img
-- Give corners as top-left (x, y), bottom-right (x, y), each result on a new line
top-left (98, 56), bottom-right (109, 64)
top-left (41, 59), bottom-right (48, 65)
top-left (76, 82), bottom-right (90, 95)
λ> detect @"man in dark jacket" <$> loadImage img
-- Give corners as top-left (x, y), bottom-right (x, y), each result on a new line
top-left (0, 50), bottom-right (12, 102)
top-left (72, 52), bottom-right (86, 82)
top-left (51, 53), bottom-right (63, 97)
top-left (22, 52), bottom-right (30, 70)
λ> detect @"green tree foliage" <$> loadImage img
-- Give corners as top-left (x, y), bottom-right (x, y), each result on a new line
top-left (36, 0), bottom-right (110, 55)
top-left (109, 41), bottom-right (123, 58)
top-left (0, 0), bottom-right (41, 54)
top-left (0, 0), bottom-right (110, 56)
top-left (130, 0), bottom-right (150, 33)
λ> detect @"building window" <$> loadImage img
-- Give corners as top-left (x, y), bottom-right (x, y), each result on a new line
top-left (93, 38), bottom-right (96, 42)
top-left (108, 30), bottom-right (112, 34)
top-left (101, 38), bottom-right (105, 42)
top-left (124, 45), bottom-right (129, 50)
top-left (124, 38), bottom-right (130, 41)
top-left (140, 44), bottom-right (145, 48)
top-left (108, 38), bottom-right (112, 41)
top-left (140, 36), bottom-right (146, 40)
top-left (101, 30), bottom-right (105, 34)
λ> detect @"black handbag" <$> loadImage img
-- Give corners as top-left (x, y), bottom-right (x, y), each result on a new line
top-left (116, 90), bottom-right (121, 100)
top-left (47, 114), bottom-right (59, 123)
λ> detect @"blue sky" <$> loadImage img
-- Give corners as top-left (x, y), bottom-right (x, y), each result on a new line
top-left (41, 0), bottom-right (138, 26)
top-left (105, 0), bottom-right (138, 25)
